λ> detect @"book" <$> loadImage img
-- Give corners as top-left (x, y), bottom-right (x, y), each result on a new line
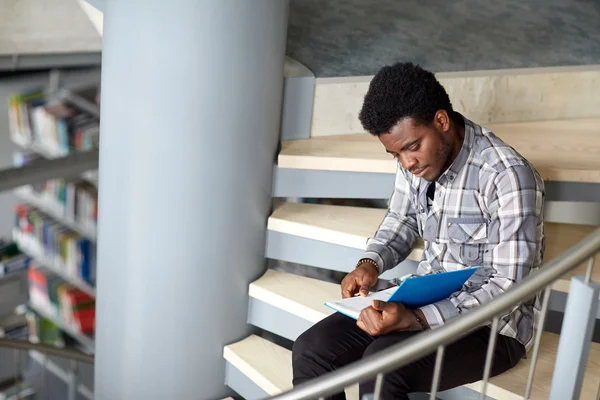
top-left (0, 383), bottom-right (36, 400)
top-left (15, 205), bottom-right (96, 285)
top-left (325, 267), bottom-right (478, 320)
top-left (0, 312), bottom-right (28, 339)
top-left (27, 265), bottom-right (96, 337)
top-left (8, 85), bottom-right (100, 157)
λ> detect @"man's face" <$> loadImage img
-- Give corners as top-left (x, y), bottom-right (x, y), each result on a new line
top-left (378, 113), bottom-right (453, 182)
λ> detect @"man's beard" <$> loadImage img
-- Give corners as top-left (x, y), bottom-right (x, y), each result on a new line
top-left (437, 133), bottom-right (454, 172)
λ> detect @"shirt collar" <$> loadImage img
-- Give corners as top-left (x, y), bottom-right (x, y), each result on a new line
top-left (437, 113), bottom-right (474, 185)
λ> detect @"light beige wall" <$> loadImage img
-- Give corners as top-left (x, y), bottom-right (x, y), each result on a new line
top-left (0, 0), bottom-right (101, 56)
top-left (311, 65), bottom-right (600, 137)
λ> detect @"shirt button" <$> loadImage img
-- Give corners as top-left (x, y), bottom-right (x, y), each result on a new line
top-left (420, 208), bottom-right (425, 213)
top-left (449, 175), bottom-right (455, 181)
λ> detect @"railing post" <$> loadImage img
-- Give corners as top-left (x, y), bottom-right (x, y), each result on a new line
top-left (373, 373), bottom-right (384, 400)
top-left (525, 286), bottom-right (552, 399)
top-left (549, 271), bottom-right (599, 400)
top-left (479, 317), bottom-right (500, 400)
top-left (13, 349), bottom-right (21, 394)
top-left (429, 345), bottom-right (445, 400)
top-left (67, 359), bottom-right (78, 400)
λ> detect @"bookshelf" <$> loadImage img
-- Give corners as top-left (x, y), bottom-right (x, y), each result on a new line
top-left (13, 186), bottom-right (97, 241)
top-left (13, 229), bottom-right (95, 297)
top-left (12, 132), bottom-right (99, 186)
top-left (28, 301), bottom-right (94, 352)
top-left (7, 75), bottom-right (100, 399)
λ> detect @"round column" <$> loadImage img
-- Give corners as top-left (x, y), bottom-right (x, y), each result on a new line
top-left (94, 1), bottom-right (289, 398)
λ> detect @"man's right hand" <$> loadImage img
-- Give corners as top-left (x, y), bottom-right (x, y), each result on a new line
top-left (341, 261), bottom-right (379, 298)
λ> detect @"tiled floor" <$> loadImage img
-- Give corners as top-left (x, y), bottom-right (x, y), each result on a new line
top-left (287, 0), bottom-right (600, 76)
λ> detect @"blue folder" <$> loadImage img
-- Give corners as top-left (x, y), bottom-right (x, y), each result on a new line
top-left (325, 267), bottom-right (479, 320)
top-left (387, 267), bottom-right (478, 308)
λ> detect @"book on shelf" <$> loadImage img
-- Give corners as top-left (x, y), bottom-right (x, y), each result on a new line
top-left (8, 88), bottom-right (45, 148)
top-left (12, 151), bottom-right (41, 169)
top-left (0, 381), bottom-right (36, 400)
top-left (25, 310), bottom-right (65, 348)
top-left (8, 85), bottom-right (100, 157)
top-left (14, 152), bottom-right (98, 229)
top-left (0, 310), bottom-right (28, 340)
top-left (0, 240), bottom-right (30, 278)
top-left (0, 254), bottom-right (29, 278)
top-left (15, 205), bottom-right (96, 286)
top-left (28, 268), bottom-right (95, 336)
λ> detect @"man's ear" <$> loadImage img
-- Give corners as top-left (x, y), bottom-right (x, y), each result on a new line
top-left (434, 110), bottom-right (450, 133)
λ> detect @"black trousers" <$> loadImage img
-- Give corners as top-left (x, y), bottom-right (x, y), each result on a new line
top-left (292, 312), bottom-right (525, 400)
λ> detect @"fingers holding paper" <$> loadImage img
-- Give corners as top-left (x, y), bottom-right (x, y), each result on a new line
top-left (357, 300), bottom-right (422, 336)
top-left (341, 262), bottom-right (379, 298)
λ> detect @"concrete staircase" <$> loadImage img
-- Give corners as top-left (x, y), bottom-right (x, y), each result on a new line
top-left (224, 65), bottom-right (600, 399)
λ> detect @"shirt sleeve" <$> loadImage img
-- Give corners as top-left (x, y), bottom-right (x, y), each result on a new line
top-left (418, 165), bottom-right (544, 328)
top-left (361, 168), bottom-right (420, 274)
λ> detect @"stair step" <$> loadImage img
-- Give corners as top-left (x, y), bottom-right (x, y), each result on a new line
top-left (223, 335), bottom-right (358, 399)
top-left (249, 269), bottom-right (337, 324)
top-left (247, 265), bottom-right (600, 345)
top-left (279, 118), bottom-right (600, 183)
top-left (268, 202), bottom-right (600, 294)
top-left (468, 332), bottom-right (600, 399)
top-left (225, 333), bottom-right (600, 400)
top-left (268, 202), bottom-right (423, 261)
top-left (544, 223), bottom-right (600, 292)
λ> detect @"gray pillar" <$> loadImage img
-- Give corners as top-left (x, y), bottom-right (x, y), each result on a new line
top-left (94, 1), bottom-right (288, 399)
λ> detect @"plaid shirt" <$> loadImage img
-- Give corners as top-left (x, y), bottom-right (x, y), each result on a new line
top-left (363, 115), bottom-right (545, 351)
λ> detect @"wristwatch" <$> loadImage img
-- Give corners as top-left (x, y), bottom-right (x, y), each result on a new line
top-left (410, 309), bottom-right (428, 330)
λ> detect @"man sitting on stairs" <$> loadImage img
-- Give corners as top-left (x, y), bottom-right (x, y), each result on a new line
top-left (292, 62), bottom-right (545, 399)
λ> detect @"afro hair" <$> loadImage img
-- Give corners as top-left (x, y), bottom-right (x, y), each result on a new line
top-left (359, 62), bottom-right (454, 135)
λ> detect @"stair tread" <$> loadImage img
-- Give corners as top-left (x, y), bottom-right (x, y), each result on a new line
top-left (268, 202), bottom-right (423, 261)
top-left (250, 269), bottom-right (338, 323)
top-left (269, 202), bottom-right (599, 294)
top-left (224, 335), bottom-right (292, 395)
top-left (470, 332), bottom-right (600, 399)
top-left (224, 334), bottom-right (358, 398)
top-left (279, 118), bottom-right (600, 183)
top-left (544, 223), bottom-right (600, 291)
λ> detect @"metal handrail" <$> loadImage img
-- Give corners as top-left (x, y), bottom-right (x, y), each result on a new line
top-left (0, 338), bottom-right (93, 363)
top-left (269, 227), bottom-right (600, 400)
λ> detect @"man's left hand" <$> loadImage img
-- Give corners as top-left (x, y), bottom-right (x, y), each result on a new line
top-left (357, 301), bottom-right (424, 336)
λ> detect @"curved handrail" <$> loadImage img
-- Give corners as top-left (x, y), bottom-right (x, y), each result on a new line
top-left (0, 338), bottom-right (94, 363)
top-left (270, 227), bottom-right (600, 400)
